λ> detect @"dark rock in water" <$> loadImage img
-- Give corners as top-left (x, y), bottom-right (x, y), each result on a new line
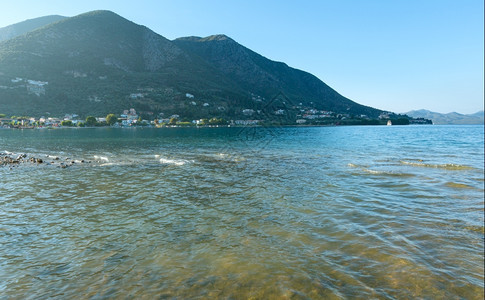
top-left (1, 152), bottom-right (86, 168)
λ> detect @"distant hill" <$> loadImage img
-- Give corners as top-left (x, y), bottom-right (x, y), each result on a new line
top-left (0, 10), bottom-right (383, 120)
top-left (405, 109), bottom-right (484, 125)
top-left (0, 15), bottom-right (66, 42)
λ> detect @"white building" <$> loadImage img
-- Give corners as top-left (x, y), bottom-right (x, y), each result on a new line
top-left (130, 93), bottom-right (144, 99)
top-left (242, 109), bottom-right (255, 116)
top-left (26, 80), bottom-right (48, 96)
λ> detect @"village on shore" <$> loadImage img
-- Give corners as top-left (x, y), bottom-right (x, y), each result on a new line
top-left (0, 99), bottom-right (432, 128)
top-left (1, 108), bottom-right (249, 128)
top-left (0, 106), bottom-right (431, 129)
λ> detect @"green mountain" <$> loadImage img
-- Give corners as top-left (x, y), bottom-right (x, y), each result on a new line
top-left (0, 10), bottom-right (383, 120)
top-left (0, 15), bottom-right (67, 42)
top-left (174, 35), bottom-right (379, 117)
top-left (405, 109), bottom-right (484, 125)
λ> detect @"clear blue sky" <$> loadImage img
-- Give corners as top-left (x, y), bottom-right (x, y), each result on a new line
top-left (1, 0), bottom-right (483, 114)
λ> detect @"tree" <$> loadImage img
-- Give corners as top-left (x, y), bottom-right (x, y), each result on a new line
top-left (106, 114), bottom-right (118, 126)
top-left (169, 117), bottom-right (177, 125)
top-left (209, 117), bottom-right (227, 125)
top-left (391, 118), bottom-right (410, 125)
top-left (61, 120), bottom-right (73, 127)
top-left (86, 116), bottom-right (97, 127)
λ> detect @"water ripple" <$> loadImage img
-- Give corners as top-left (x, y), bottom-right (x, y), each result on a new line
top-left (1, 126), bottom-right (483, 298)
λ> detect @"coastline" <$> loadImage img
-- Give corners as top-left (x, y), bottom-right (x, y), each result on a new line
top-left (1, 123), bottom-right (436, 130)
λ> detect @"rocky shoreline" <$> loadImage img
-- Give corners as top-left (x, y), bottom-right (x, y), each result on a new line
top-left (1, 152), bottom-right (90, 169)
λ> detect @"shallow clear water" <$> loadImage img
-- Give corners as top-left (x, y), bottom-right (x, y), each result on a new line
top-left (1, 125), bottom-right (483, 299)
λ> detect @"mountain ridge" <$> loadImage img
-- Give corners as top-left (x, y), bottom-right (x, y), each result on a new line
top-left (0, 15), bottom-right (67, 42)
top-left (405, 109), bottom-right (484, 125)
top-left (173, 33), bottom-right (380, 116)
top-left (0, 10), bottom-right (385, 121)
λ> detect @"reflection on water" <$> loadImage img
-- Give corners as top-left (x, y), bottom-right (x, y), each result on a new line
top-left (0, 126), bottom-right (484, 298)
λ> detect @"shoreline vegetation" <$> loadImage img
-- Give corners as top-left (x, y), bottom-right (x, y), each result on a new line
top-left (0, 111), bottom-right (432, 129)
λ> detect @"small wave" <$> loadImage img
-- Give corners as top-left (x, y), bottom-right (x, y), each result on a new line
top-left (202, 153), bottom-right (244, 163)
top-left (445, 182), bottom-right (476, 189)
top-left (362, 168), bottom-right (386, 175)
top-left (348, 163), bottom-right (414, 177)
top-left (361, 168), bottom-right (415, 177)
top-left (465, 225), bottom-right (485, 234)
top-left (400, 161), bottom-right (474, 170)
top-left (159, 158), bottom-right (191, 166)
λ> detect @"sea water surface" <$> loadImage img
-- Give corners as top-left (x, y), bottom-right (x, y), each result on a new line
top-left (0, 125), bottom-right (483, 299)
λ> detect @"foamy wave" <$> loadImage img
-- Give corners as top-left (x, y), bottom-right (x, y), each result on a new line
top-left (94, 155), bottom-right (109, 162)
top-left (99, 163), bottom-right (116, 167)
top-left (159, 158), bottom-right (191, 166)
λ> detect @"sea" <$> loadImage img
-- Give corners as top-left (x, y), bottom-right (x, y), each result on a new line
top-left (0, 125), bottom-right (483, 299)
